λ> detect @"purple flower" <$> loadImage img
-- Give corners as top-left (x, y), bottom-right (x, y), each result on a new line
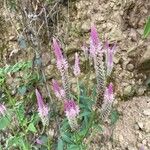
top-left (35, 89), bottom-right (49, 125)
top-left (73, 53), bottom-right (80, 76)
top-left (0, 104), bottom-right (6, 116)
top-left (36, 138), bottom-right (43, 145)
top-left (64, 100), bottom-right (80, 130)
top-left (105, 41), bottom-right (116, 76)
top-left (90, 25), bottom-right (102, 57)
top-left (52, 79), bottom-right (65, 99)
top-left (52, 38), bottom-right (68, 70)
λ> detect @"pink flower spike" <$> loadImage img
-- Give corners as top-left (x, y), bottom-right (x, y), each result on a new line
top-left (73, 53), bottom-right (80, 76)
top-left (0, 104), bottom-right (6, 116)
top-left (90, 25), bottom-right (100, 47)
top-left (52, 79), bottom-right (65, 99)
top-left (52, 38), bottom-right (63, 61)
top-left (52, 38), bottom-right (68, 70)
top-left (106, 43), bottom-right (116, 76)
top-left (35, 89), bottom-right (49, 125)
top-left (90, 25), bottom-right (102, 57)
top-left (52, 79), bottom-right (61, 98)
top-left (64, 100), bottom-right (80, 119)
top-left (104, 83), bottom-right (114, 103)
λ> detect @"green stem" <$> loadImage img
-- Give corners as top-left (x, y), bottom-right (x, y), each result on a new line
top-left (80, 111), bottom-right (96, 142)
top-left (77, 77), bottom-right (80, 105)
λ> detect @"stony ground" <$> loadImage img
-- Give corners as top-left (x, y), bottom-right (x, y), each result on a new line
top-left (0, 0), bottom-right (150, 150)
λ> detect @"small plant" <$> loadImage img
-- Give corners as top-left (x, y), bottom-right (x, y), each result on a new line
top-left (51, 25), bottom-right (117, 148)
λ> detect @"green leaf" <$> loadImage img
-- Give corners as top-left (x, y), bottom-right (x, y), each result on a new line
top-left (79, 111), bottom-right (91, 117)
top-left (57, 138), bottom-right (64, 150)
top-left (15, 102), bottom-right (25, 124)
top-left (6, 136), bottom-right (29, 150)
top-left (61, 133), bottom-right (73, 144)
top-left (18, 86), bottom-right (27, 95)
top-left (0, 116), bottom-right (11, 130)
top-left (144, 17), bottom-right (150, 38)
top-left (27, 123), bottom-right (37, 133)
top-left (67, 144), bottom-right (81, 150)
top-left (110, 110), bottom-right (119, 125)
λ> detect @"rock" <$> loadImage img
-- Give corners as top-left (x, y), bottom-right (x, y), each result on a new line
top-left (138, 46), bottom-right (150, 70)
top-left (42, 52), bottom-right (51, 66)
top-left (143, 109), bottom-right (150, 116)
top-left (123, 85), bottom-right (134, 97)
top-left (137, 86), bottom-right (146, 96)
top-left (126, 63), bottom-right (134, 71)
top-left (129, 28), bottom-right (137, 41)
top-left (114, 54), bottom-right (121, 64)
top-left (81, 20), bottom-right (90, 33)
top-left (137, 122), bottom-right (144, 130)
top-left (144, 121), bottom-right (150, 133)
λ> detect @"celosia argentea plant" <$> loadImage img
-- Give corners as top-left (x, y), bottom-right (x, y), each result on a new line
top-left (51, 25), bottom-right (117, 149)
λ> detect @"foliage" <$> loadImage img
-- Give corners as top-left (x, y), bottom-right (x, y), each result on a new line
top-left (144, 16), bottom-right (150, 38)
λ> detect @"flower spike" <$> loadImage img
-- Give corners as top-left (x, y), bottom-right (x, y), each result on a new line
top-left (35, 89), bottom-right (49, 126)
top-left (105, 42), bottom-right (116, 76)
top-left (52, 79), bottom-right (65, 99)
top-left (64, 100), bottom-right (80, 130)
top-left (101, 83), bottom-right (114, 120)
top-left (52, 38), bottom-right (70, 99)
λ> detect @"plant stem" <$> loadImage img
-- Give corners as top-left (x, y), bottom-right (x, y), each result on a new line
top-left (77, 77), bottom-right (80, 105)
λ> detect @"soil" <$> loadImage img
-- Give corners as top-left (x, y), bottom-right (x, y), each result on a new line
top-left (0, 0), bottom-right (150, 150)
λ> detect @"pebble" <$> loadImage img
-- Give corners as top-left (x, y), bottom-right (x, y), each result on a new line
top-left (123, 85), bottom-right (133, 97)
top-left (126, 63), bottom-right (134, 71)
top-left (81, 20), bottom-right (90, 33)
top-left (129, 28), bottom-right (137, 41)
top-left (143, 109), bottom-right (150, 116)
top-left (144, 121), bottom-right (150, 133)
top-left (137, 122), bottom-right (144, 129)
top-left (137, 86), bottom-right (146, 96)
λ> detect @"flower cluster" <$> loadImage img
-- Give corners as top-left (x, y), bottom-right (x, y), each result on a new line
top-left (35, 89), bottom-right (49, 126)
